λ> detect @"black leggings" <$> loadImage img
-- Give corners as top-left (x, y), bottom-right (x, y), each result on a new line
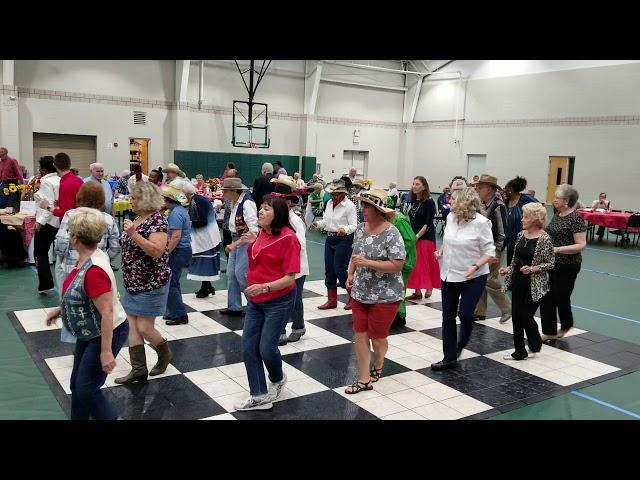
top-left (539, 263), bottom-right (581, 335)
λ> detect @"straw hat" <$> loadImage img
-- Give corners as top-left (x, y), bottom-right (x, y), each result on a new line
top-left (352, 178), bottom-right (367, 189)
top-left (221, 177), bottom-right (249, 191)
top-left (451, 179), bottom-right (467, 191)
top-left (161, 184), bottom-right (189, 206)
top-left (324, 179), bottom-right (349, 194)
top-left (476, 174), bottom-right (501, 190)
top-left (355, 188), bottom-right (395, 214)
top-left (164, 163), bottom-right (186, 178)
top-left (270, 175), bottom-right (297, 191)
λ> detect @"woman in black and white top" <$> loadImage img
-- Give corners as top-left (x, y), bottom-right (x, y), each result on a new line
top-left (540, 184), bottom-right (587, 341)
top-left (432, 187), bottom-right (495, 371)
top-left (500, 203), bottom-right (555, 360)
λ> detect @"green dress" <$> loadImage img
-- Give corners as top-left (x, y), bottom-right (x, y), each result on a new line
top-left (389, 212), bottom-right (417, 319)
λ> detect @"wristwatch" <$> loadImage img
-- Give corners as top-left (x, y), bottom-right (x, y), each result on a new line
top-left (471, 264), bottom-right (479, 270)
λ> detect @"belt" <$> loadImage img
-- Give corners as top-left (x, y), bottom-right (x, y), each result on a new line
top-left (327, 231), bottom-right (352, 237)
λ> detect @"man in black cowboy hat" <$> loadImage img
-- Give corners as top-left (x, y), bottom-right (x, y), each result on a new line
top-left (474, 174), bottom-right (511, 323)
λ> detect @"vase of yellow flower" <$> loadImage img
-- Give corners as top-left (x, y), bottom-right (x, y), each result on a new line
top-left (2, 183), bottom-right (25, 211)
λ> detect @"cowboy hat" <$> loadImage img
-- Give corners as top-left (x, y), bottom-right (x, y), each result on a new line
top-left (270, 175), bottom-right (297, 191)
top-left (221, 177), bottom-right (249, 191)
top-left (164, 163), bottom-right (186, 178)
top-left (324, 179), bottom-right (349, 194)
top-left (161, 184), bottom-right (189, 206)
top-left (451, 178), bottom-right (467, 191)
top-left (352, 178), bottom-right (367, 189)
top-left (355, 188), bottom-right (395, 214)
top-left (476, 174), bottom-right (501, 190)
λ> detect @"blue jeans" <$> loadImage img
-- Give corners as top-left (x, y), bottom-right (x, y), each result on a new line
top-left (70, 321), bottom-right (129, 420)
top-left (324, 234), bottom-right (353, 287)
top-left (282, 276), bottom-right (306, 334)
top-left (441, 274), bottom-right (487, 363)
top-left (165, 246), bottom-right (192, 319)
top-left (242, 289), bottom-right (295, 396)
top-left (227, 241), bottom-right (249, 311)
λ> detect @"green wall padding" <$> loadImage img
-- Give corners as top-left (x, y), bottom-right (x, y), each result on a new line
top-left (302, 156), bottom-right (317, 181)
top-left (174, 151), bottom-right (300, 183)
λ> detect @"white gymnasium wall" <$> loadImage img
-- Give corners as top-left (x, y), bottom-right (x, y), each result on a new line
top-left (18, 97), bottom-right (171, 176)
top-left (312, 122), bottom-right (403, 188)
top-left (187, 61), bottom-right (305, 114)
top-left (15, 60), bottom-right (175, 101)
top-left (410, 62), bottom-right (640, 209)
top-left (317, 83), bottom-right (404, 122)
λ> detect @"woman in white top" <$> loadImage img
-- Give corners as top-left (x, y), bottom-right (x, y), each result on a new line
top-left (270, 177), bottom-right (310, 345)
top-left (591, 192), bottom-right (611, 241)
top-left (311, 179), bottom-right (358, 310)
top-left (432, 187), bottom-right (496, 371)
top-left (33, 156), bottom-right (61, 292)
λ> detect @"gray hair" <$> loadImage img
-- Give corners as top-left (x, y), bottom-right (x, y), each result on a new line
top-left (89, 162), bottom-right (104, 172)
top-left (182, 182), bottom-right (196, 196)
top-left (262, 163), bottom-right (274, 175)
top-left (68, 207), bottom-right (107, 246)
top-left (121, 170), bottom-right (131, 178)
top-left (555, 184), bottom-right (579, 207)
top-left (130, 182), bottom-right (165, 212)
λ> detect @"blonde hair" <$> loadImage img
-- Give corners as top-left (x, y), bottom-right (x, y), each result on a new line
top-left (131, 182), bottom-right (164, 212)
top-left (522, 202), bottom-right (547, 228)
top-left (68, 207), bottom-right (107, 246)
top-left (453, 187), bottom-right (485, 222)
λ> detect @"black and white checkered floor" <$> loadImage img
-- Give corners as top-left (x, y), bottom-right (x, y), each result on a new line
top-left (9, 280), bottom-right (640, 420)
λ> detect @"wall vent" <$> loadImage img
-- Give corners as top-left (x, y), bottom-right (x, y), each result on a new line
top-left (133, 111), bottom-right (147, 125)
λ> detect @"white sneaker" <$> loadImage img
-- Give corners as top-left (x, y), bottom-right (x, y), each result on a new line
top-left (499, 312), bottom-right (512, 324)
top-left (268, 372), bottom-right (288, 401)
top-left (234, 394), bottom-right (273, 411)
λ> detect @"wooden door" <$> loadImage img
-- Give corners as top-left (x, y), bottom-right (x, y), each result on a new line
top-left (546, 156), bottom-right (569, 204)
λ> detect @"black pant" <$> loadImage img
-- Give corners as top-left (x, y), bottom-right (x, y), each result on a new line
top-left (222, 228), bottom-right (232, 259)
top-left (511, 275), bottom-right (542, 357)
top-left (324, 234), bottom-right (353, 288)
top-left (596, 226), bottom-right (605, 238)
top-left (540, 262), bottom-right (581, 335)
top-left (441, 275), bottom-right (487, 363)
top-left (35, 224), bottom-right (58, 290)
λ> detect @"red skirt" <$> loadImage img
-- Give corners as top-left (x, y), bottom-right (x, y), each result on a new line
top-left (407, 239), bottom-right (441, 290)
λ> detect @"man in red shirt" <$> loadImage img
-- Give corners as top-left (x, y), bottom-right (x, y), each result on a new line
top-left (38, 153), bottom-right (84, 219)
top-left (0, 147), bottom-right (24, 208)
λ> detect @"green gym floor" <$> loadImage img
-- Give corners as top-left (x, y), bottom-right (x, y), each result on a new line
top-left (1, 229), bottom-right (639, 420)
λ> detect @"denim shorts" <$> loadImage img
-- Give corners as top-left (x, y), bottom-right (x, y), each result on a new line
top-left (122, 282), bottom-right (170, 317)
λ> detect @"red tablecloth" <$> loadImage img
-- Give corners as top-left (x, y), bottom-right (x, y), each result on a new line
top-left (577, 210), bottom-right (632, 229)
top-left (0, 214), bottom-right (36, 248)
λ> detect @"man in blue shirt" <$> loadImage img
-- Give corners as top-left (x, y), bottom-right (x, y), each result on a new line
top-left (84, 162), bottom-right (113, 214)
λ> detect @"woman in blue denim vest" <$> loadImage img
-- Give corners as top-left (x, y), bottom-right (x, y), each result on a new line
top-left (45, 208), bottom-right (129, 420)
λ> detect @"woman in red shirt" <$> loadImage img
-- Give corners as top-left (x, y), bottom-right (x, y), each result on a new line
top-left (44, 208), bottom-right (129, 420)
top-left (234, 197), bottom-right (301, 412)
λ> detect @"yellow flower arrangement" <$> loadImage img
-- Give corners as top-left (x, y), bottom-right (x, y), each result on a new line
top-left (362, 178), bottom-right (374, 189)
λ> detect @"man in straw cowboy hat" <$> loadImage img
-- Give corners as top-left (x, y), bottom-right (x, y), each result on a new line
top-left (269, 176), bottom-right (310, 345)
top-left (161, 181), bottom-right (192, 325)
top-left (473, 174), bottom-right (512, 323)
top-left (311, 179), bottom-right (358, 310)
top-left (344, 188), bottom-right (406, 394)
top-left (163, 163), bottom-right (186, 185)
top-left (220, 176), bottom-right (258, 316)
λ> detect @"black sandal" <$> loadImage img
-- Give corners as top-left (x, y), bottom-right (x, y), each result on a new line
top-left (345, 380), bottom-right (373, 394)
top-left (370, 365), bottom-right (383, 383)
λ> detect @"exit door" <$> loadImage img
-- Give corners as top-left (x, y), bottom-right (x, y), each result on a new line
top-left (546, 156), bottom-right (575, 204)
